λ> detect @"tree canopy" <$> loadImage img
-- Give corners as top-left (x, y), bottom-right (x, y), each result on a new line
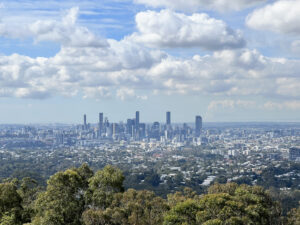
top-left (0, 164), bottom-right (296, 225)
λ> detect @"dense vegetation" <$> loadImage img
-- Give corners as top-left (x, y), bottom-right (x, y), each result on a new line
top-left (0, 164), bottom-right (299, 225)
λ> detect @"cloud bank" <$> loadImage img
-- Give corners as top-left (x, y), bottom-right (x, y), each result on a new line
top-left (0, 6), bottom-right (299, 114)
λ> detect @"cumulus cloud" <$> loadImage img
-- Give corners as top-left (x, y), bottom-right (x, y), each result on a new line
top-left (145, 48), bottom-right (300, 98)
top-left (246, 0), bottom-right (300, 35)
top-left (0, 7), bottom-right (299, 103)
top-left (1, 45), bottom-right (300, 101)
top-left (0, 7), bottom-right (108, 47)
top-left (134, 0), bottom-right (267, 12)
top-left (129, 10), bottom-right (245, 50)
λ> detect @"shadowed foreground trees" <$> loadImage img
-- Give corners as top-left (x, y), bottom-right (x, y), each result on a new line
top-left (0, 164), bottom-right (297, 225)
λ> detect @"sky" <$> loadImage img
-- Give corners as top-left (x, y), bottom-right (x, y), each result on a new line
top-left (0, 0), bottom-right (299, 124)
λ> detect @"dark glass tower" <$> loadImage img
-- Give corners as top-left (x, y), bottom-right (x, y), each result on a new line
top-left (195, 115), bottom-right (202, 137)
top-left (166, 111), bottom-right (171, 125)
top-left (135, 111), bottom-right (140, 129)
top-left (135, 111), bottom-right (140, 140)
top-left (83, 114), bottom-right (87, 130)
top-left (99, 113), bottom-right (104, 134)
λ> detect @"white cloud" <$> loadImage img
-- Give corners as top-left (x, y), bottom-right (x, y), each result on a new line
top-left (130, 10), bottom-right (245, 50)
top-left (246, 0), bottom-right (300, 35)
top-left (0, 7), bottom-right (108, 47)
top-left (116, 88), bottom-right (148, 101)
top-left (83, 87), bottom-right (112, 100)
top-left (134, 0), bottom-right (267, 12)
top-left (0, 7), bottom-right (299, 103)
top-left (208, 100), bottom-right (256, 111)
top-left (264, 101), bottom-right (300, 110)
top-left (145, 48), bottom-right (300, 98)
top-left (1, 45), bottom-right (300, 101)
top-left (276, 78), bottom-right (300, 97)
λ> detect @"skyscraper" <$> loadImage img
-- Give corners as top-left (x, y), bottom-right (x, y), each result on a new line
top-left (83, 114), bottom-right (87, 130)
top-left (166, 111), bottom-right (171, 125)
top-left (126, 119), bottom-right (135, 137)
top-left (195, 115), bottom-right (202, 137)
top-left (135, 111), bottom-right (140, 129)
top-left (135, 111), bottom-right (140, 140)
top-left (98, 113), bottom-right (104, 137)
top-left (112, 123), bottom-right (119, 139)
top-left (99, 113), bottom-right (103, 131)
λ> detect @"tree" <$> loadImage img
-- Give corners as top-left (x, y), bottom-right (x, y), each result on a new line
top-left (164, 183), bottom-right (282, 225)
top-left (82, 189), bottom-right (169, 225)
top-left (86, 165), bottom-right (124, 209)
top-left (164, 199), bottom-right (200, 225)
top-left (32, 168), bottom-right (87, 225)
top-left (286, 205), bottom-right (300, 225)
top-left (17, 177), bottom-right (40, 223)
top-left (0, 179), bottom-right (23, 225)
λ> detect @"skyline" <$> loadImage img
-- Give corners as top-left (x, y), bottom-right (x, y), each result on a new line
top-left (0, 0), bottom-right (299, 123)
top-left (1, 109), bottom-right (300, 125)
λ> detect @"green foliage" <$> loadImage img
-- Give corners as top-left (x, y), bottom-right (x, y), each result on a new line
top-left (18, 177), bottom-right (40, 223)
top-left (86, 165), bottom-right (124, 209)
top-left (32, 168), bottom-right (87, 225)
top-left (0, 180), bottom-right (23, 225)
top-left (0, 165), bottom-right (297, 225)
top-left (164, 199), bottom-right (200, 225)
top-left (82, 189), bottom-right (169, 225)
top-left (164, 183), bottom-right (282, 225)
top-left (286, 205), bottom-right (300, 225)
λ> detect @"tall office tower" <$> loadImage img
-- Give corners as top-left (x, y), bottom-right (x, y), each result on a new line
top-left (126, 119), bottom-right (135, 137)
top-left (112, 123), bottom-right (119, 139)
top-left (139, 123), bottom-right (146, 139)
top-left (135, 111), bottom-right (140, 128)
top-left (135, 111), bottom-right (140, 140)
top-left (83, 114), bottom-right (87, 130)
top-left (151, 122), bottom-right (160, 140)
top-left (195, 115), bottom-right (202, 137)
top-left (166, 111), bottom-right (171, 125)
top-left (99, 113), bottom-right (104, 132)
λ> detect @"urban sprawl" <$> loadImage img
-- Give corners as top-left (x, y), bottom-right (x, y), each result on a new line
top-left (0, 112), bottom-right (299, 190)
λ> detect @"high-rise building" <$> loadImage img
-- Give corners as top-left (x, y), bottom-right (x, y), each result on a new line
top-left (112, 123), bottom-right (119, 139)
top-left (99, 113), bottom-right (103, 132)
top-left (135, 111), bottom-right (140, 129)
top-left (135, 111), bottom-right (140, 140)
top-left (166, 111), bottom-right (171, 125)
top-left (83, 114), bottom-right (87, 130)
top-left (195, 115), bottom-right (202, 137)
top-left (126, 119), bottom-right (135, 137)
top-left (151, 122), bottom-right (160, 140)
top-left (139, 123), bottom-right (146, 139)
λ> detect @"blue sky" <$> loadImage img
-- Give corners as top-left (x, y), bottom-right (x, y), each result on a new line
top-left (0, 0), bottom-right (299, 123)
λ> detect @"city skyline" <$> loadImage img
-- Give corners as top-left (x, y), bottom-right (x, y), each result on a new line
top-left (82, 111), bottom-right (203, 126)
top-left (0, 0), bottom-right (299, 123)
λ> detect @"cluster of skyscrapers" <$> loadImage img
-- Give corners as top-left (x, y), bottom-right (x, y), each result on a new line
top-left (81, 111), bottom-right (202, 142)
